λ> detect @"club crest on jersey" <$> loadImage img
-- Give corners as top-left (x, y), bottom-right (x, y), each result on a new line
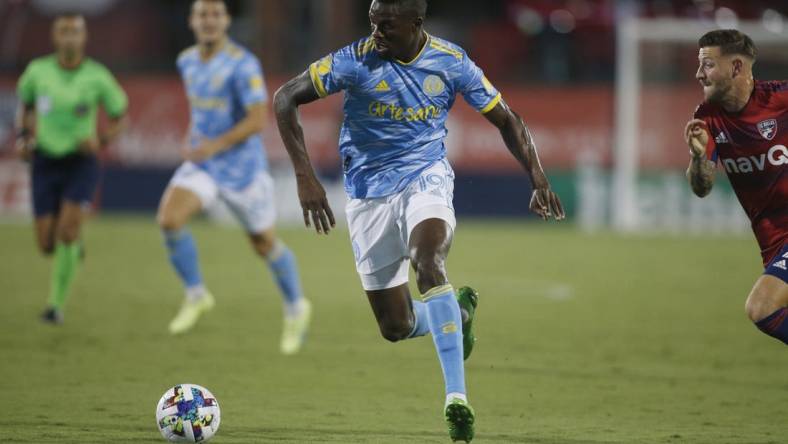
top-left (757, 119), bottom-right (777, 140)
top-left (423, 75), bottom-right (445, 97)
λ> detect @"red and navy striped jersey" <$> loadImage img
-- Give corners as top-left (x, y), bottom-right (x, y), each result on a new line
top-left (694, 80), bottom-right (788, 266)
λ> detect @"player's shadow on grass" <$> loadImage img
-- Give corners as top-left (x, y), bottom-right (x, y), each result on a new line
top-left (224, 426), bottom-right (627, 443)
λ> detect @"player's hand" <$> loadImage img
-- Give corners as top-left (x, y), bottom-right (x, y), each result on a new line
top-left (182, 139), bottom-right (223, 163)
top-left (296, 173), bottom-right (335, 235)
top-left (529, 187), bottom-right (565, 221)
top-left (684, 119), bottom-right (709, 158)
top-left (15, 137), bottom-right (34, 162)
top-left (78, 137), bottom-right (101, 155)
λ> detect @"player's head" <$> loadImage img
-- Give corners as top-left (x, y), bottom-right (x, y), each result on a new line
top-left (696, 29), bottom-right (756, 104)
top-left (190, 0), bottom-right (231, 47)
top-left (52, 13), bottom-right (87, 59)
top-left (369, 0), bottom-right (427, 60)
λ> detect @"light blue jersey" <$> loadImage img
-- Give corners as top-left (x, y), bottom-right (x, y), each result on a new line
top-left (177, 40), bottom-right (268, 190)
top-left (309, 34), bottom-right (501, 199)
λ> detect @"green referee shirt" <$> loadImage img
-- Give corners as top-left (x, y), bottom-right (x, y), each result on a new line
top-left (17, 55), bottom-right (128, 158)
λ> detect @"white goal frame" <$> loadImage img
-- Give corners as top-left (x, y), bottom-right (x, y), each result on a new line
top-left (612, 18), bottom-right (788, 231)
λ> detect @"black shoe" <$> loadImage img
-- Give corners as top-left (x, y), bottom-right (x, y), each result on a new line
top-left (41, 307), bottom-right (64, 325)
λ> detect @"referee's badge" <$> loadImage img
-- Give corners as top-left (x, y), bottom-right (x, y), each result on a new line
top-left (423, 75), bottom-right (445, 96)
top-left (36, 96), bottom-right (52, 115)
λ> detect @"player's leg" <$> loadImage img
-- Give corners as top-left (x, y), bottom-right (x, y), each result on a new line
top-left (158, 164), bottom-right (217, 334)
top-left (223, 169), bottom-right (310, 353)
top-left (409, 218), bottom-right (474, 442)
top-left (30, 151), bottom-right (59, 257)
top-left (746, 250), bottom-right (788, 344)
top-left (348, 194), bottom-right (431, 341)
top-left (404, 160), bottom-right (474, 441)
top-left (45, 201), bottom-right (85, 318)
top-left (41, 153), bottom-right (99, 322)
top-left (248, 228), bottom-right (311, 354)
top-left (363, 261), bottom-right (430, 342)
top-left (34, 216), bottom-right (57, 256)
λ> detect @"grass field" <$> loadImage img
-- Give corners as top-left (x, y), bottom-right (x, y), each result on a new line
top-left (0, 216), bottom-right (786, 443)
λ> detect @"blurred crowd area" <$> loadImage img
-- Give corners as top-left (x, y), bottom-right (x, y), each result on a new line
top-left (0, 0), bottom-right (785, 225)
top-left (1, 0), bottom-right (787, 84)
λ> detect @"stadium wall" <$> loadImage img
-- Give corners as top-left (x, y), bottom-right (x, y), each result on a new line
top-left (0, 75), bottom-right (729, 225)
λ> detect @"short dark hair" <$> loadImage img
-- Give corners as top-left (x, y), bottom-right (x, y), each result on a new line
top-left (192, 0), bottom-right (227, 8)
top-left (698, 29), bottom-right (757, 61)
top-left (375, 0), bottom-right (428, 17)
top-left (54, 12), bottom-right (84, 20)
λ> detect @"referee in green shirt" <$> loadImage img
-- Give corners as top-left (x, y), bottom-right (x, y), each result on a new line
top-left (15, 13), bottom-right (128, 324)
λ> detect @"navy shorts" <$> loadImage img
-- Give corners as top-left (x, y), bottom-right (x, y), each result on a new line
top-left (764, 243), bottom-right (788, 284)
top-left (31, 151), bottom-right (99, 217)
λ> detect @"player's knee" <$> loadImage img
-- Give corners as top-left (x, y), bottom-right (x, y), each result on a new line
top-left (157, 212), bottom-right (184, 232)
top-left (250, 232), bottom-right (276, 257)
top-left (378, 318), bottom-right (413, 343)
top-left (38, 240), bottom-right (55, 256)
top-left (745, 288), bottom-right (778, 322)
top-left (56, 224), bottom-right (80, 244)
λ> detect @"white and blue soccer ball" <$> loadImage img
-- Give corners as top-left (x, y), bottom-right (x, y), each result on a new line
top-left (156, 384), bottom-right (221, 442)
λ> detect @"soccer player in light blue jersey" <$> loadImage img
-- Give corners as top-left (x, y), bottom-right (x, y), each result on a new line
top-left (274, 0), bottom-right (564, 440)
top-left (157, 0), bottom-right (311, 355)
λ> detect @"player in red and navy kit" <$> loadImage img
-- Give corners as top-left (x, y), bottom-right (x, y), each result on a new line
top-left (685, 29), bottom-right (788, 345)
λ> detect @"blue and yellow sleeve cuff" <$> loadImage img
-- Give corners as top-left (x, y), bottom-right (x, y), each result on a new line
top-left (309, 62), bottom-right (328, 99)
top-left (480, 93), bottom-right (502, 114)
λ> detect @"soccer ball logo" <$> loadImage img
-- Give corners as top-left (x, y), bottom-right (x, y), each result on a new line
top-left (156, 384), bottom-right (221, 442)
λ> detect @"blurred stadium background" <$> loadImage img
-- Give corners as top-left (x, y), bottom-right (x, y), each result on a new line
top-left (0, 0), bottom-right (785, 228)
top-left (2, 1), bottom-right (788, 443)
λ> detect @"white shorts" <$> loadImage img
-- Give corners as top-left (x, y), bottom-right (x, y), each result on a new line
top-left (168, 162), bottom-right (277, 234)
top-left (347, 159), bottom-right (456, 291)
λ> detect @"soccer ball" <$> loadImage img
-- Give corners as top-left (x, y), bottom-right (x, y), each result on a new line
top-left (155, 384), bottom-right (221, 442)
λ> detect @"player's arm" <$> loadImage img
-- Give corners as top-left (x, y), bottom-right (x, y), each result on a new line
top-left (15, 102), bottom-right (36, 161)
top-left (86, 114), bottom-right (128, 154)
top-left (483, 100), bottom-right (565, 220)
top-left (182, 103), bottom-right (267, 162)
top-left (684, 118), bottom-right (715, 197)
top-left (82, 68), bottom-right (129, 154)
top-left (273, 71), bottom-right (335, 234)
top-left (15, 63), bottom-right (37, 161)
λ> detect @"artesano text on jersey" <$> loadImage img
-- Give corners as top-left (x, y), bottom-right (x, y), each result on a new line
top-left (309, 34), bottom-right (501, 199)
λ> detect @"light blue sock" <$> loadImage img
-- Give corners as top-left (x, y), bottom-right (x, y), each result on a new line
top-left (163, 228), bottom-right (203, 290)
top-left (423, 285), bottom-right (466, 396)
top-left (266, 242), bottom-right (304, 314)
top-left (407, 300), bottom-right (430, 338)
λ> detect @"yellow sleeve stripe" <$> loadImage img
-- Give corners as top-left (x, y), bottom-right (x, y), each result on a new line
top-left (480, 93), bottom-right (502, 114)
top-left (429, 41), bottom-right (463, 60)
top-left (358, 38), bottom-right (375, 57)
top-left (308, 62), bottom-right (328, 98)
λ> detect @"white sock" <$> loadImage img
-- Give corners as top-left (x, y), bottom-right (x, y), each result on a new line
top-left (185, 284), bottom-right (207, 302)
top-left (445, 392), bottom-right (467, 407)
top-left (284, 298), bottom-right (306, 318)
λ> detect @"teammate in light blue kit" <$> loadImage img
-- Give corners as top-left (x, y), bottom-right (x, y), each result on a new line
top-left (158, 0), bottom-right (310, 355)
top-left (275, 0), bottom-right (564, 441)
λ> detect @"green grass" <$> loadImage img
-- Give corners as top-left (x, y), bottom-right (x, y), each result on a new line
top-left (0, 216), bottom-right (785, 443)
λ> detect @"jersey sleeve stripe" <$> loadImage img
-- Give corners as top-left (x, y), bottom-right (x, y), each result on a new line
top-left (480, 93), bottom-right (502, 114)
top-left (308, 62), bottom-right (328, 98)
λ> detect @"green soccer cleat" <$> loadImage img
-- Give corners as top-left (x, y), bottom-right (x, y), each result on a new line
top-left (168, 291), bottom-right (215, 335)
top-left (445, 398), bottom-right (475, 442)
top-left (456, 286), bottom-right (478, 360)
top-left (280, 299), bottom-right (312, 355)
